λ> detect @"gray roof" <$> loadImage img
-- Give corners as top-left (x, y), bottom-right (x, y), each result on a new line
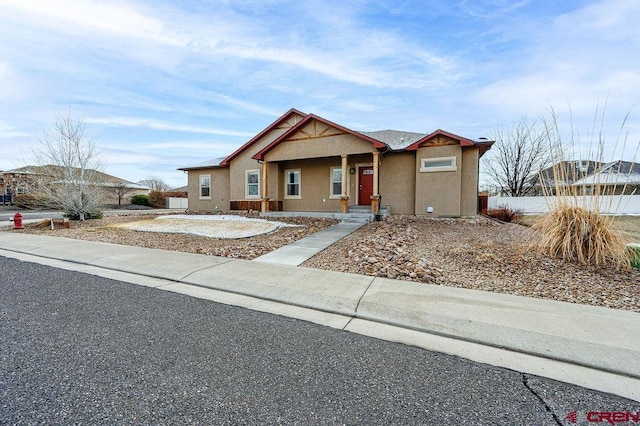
top-left (573, 160), bottom-right (640, 186)
top-left (178, 156), bottom-right (228, 171)
top-left (600, 160), bottom-right (639, 175)
top-left (359, 130), bottom-right (427, 150)
top-left (538, 160), bottom-right (604, 185)
top-left (178, 128), bottom-right (485, 171)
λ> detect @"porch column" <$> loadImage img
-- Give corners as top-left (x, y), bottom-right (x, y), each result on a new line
top-left (261, 161), bottom-right (270, 213)
top-left (371, 151), bottom-right (380, 214)
top-left (340, 154), bottom-right (349, 214)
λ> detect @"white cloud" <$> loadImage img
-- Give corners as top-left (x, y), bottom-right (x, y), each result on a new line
top-left (140, 141), bottom-right (241, 152)
top-left (459, 0), bottom-right (530, 18)
top-left (0, 0), bottom-right (186, 46)
top-left (472, 0), bottom-right (640, 115)
top-left (85, 117), bottom-right (254, 137)
top-left (1, 0), bottom-right (639, 180)
top-left (0, 120), bottom-right (30, 139)
top-left (0, 61), bottom-right (10, 79)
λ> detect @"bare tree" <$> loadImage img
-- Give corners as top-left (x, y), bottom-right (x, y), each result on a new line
top-left (31, 113), bottom-right (105, 220)
top-left (112, 181), bottom-right (135, 206)
top-left (482, 118), bottom-right (552, 196)
top-left (138, 176), bottom-right (170, 192)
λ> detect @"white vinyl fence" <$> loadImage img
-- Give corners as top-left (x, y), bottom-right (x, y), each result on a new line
top-left (166, 197), bottom-right (188, 209)
top-left (489, 195), bottom-right (640, 215)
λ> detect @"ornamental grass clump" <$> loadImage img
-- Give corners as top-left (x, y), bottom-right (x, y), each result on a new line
top-left (534, 105), bottom-right (637, 269)
top-left (534, 203), bottom-right (630, 268)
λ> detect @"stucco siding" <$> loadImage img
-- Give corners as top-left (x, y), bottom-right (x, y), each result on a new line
top-left (229, 127), bottom-right (289, 200)
top-left (279, 158), bottom-right (342, 211)
top-left (414, 145), bottom-right (462, 216)
top-left (264, 134), bottom-right (375, 162)
top-left (460, 147), bottom-right (480, 216)
top-left (379, 152), bottom-right (415, 214)
top-left (187, 167), bottom-right (230, 212)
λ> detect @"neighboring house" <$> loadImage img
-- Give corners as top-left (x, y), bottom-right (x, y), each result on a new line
top-left (572, 160), bottom-right (640, 195)
top-left (165, 185), bottom-right (189, 209)
top-left (0, 165), bottom-right (150, 206)
top-left (179, 109), bottom-right (493, 217)
top-left (169, 185), bottom-right (189, 196)
top-left (527, 160), bottom-right (604, 196)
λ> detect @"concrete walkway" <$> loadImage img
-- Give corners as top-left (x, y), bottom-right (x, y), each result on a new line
top-left (0, 231), bottom-right (639, 402)
top-left (254, 221), bottom-right (367, 266)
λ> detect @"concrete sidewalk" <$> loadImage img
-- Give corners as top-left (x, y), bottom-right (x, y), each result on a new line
top-left (254, 221), bottom-right (367, 266)
top-left (0, 231), bottom-right (639, 402)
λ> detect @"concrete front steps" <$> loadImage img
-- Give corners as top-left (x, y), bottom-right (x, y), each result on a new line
top-left (261, 206), bottom-right (390, 223)
top-left (348, 205), bottom-right (390, 219)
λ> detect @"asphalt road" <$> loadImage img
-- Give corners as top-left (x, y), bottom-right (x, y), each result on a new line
top-left (0, 208), bottom-right (174, 224)
top-left (0, 211), bottom-right (64, 223)
top-left (1, 256), bottom-right (637, 425)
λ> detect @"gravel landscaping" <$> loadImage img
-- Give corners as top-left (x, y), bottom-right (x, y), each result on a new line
top-left (303, 216), bottom-right (639, 312)
top-left (7, 212), bottom-right (639, 312)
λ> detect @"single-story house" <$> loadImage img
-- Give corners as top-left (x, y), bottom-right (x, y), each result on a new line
top-left (1, 165), bottom-right (150, 206)
top-left (572, 160), bottom-right (640, 195)
top-left (179, 108), bottom-right (494, 217)
top-left (527, 160), bottom-right (604, 196)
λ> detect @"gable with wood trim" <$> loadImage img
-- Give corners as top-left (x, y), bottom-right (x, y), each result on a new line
top-left (179, 108), bottom-right (493, 217)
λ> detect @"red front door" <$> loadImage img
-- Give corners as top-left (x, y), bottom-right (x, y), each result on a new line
top-left (358, 166), bottom-right (374, 205)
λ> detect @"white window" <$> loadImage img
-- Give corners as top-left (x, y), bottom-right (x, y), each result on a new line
top-left (330, 167), bottom-right (343, 198)
top-left (246, 170), bottom-right (260, 198)
top-left (199, 175), bottom-right (211, 199)
top-left (420, 156), bottom-right (457, 172)
top-left (285, 169), bottom-right (301, 199)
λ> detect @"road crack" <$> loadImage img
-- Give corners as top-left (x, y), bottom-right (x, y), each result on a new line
top-left (522, 374), bottom-right (563, 425)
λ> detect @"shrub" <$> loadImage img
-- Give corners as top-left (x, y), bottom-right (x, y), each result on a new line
top-left (65, 210), bottom-right (103, 220)
top-left (533, 107), bottom-right (637, 269)
top-left (629, 245), bottom-right (640, 269)
top-left (534, 204), bottom-right (630, 269)
top-left (131, 194), bottom-right (150, 206)
top-left (13, 194), bottom-right (51, 209)
top-left (13, 194), bottom-right (37, 209)
top-left (483, 205), bottom-right (523, 223)
top-left (148, 190), bottom-right (166, 208)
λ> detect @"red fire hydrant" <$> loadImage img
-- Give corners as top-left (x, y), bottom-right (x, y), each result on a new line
top-left (13, 212), bottom-right (24, 230)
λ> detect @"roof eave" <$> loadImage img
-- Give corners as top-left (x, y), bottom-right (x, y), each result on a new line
top-left (252, 113), bottom-right (387, 161)
top-left (220, 108), bottom-right (307, 167)
top-left (405, 129), bottom-right (478, 151)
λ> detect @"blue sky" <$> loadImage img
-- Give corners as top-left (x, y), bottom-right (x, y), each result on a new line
top-left (1, 0), bottom-right (639, 188)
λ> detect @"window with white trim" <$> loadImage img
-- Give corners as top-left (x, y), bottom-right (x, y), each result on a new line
top-left (420, 156), bottom-right (457, 172)
top-left (330, 167), bottom-right (343, 198)
top-left (246, 170), bottom-right (260, 198)
top-left (284, 169), bottom-right (301, 199)
top-left (199, 174), bottom-right (211, 199)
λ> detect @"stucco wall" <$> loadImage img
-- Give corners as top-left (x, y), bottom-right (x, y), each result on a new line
top-left (271, 154), bottom-right (374, 211)
top-left (279, 158), bottom-right (339, 211)
top-left (187, 167), bottom-right (230, 212)
top-left (264, 134), bottom-right (376, 162)
top-left (414, 144), bottom-right (462, 216)
top-left (229, 128), bottom-right (288, 201)
top-left (379, 152), bottom-right (415, 215)
top-left (460, 147), bottom-right (480, 216)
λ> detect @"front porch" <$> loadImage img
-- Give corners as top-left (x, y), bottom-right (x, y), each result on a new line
top-left (256, 151), bottom-right (383, 216)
